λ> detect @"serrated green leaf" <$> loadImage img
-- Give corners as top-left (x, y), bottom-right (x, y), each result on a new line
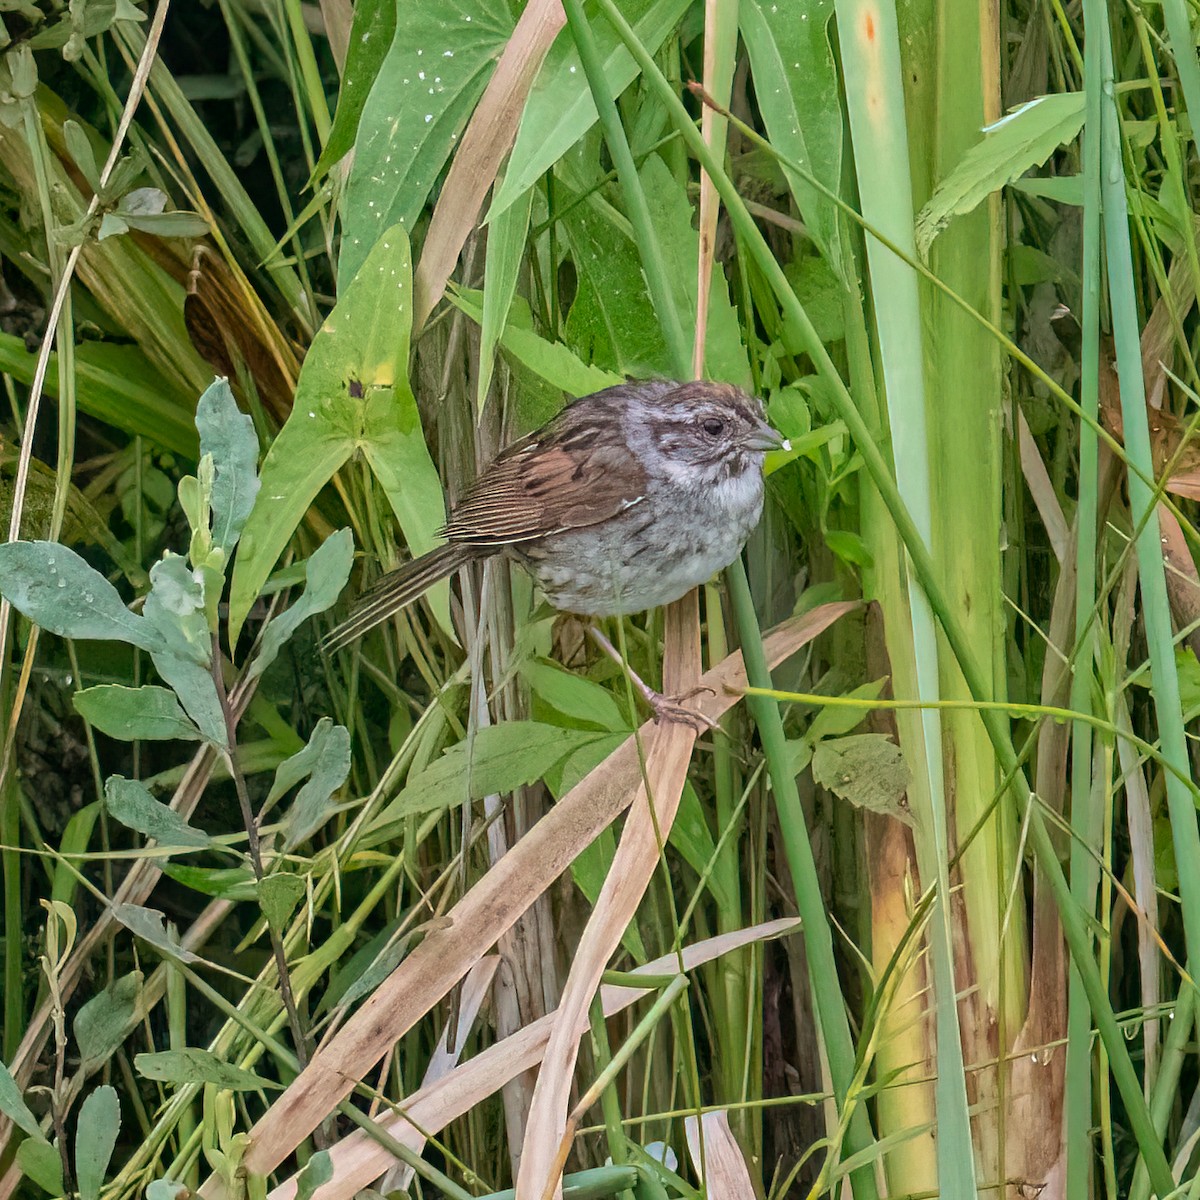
top-left (915, 92), bottom-right (1085, 255)
top-left (195, 378), bottom-right (260, 553)
top-left (640, 155), bottom-right (749, 386)
top-left (811, 734), bottom-right (911, 823)
top-left (74, 685), bottom-right (200, 742)
top-left (75, 1085), bottom-right (120, 1200)
top-left (0, 542), bottom-right (163, 650)
top-left (373, 724), bottom-right (608, 831)
top-left (104, 777), bottom-right (211, 849)
top-left (73, 971), bottom-right (143, 1077)
top-left (135, 1049), bottom-right (276, 1092)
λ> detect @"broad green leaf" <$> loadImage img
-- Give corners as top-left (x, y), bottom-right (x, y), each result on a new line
top-left (75, 1085), bottom-right (120, 1200)
top-left (135, 1049), bottom-right (276, 1092)
top-left (489, 0), bottom-right (692, 219)
top-left (740, 0), bottom-right (848, 283)
top-left (337, 0), bottom-right (514, 289)
top-left (74, 685), bottom-right (200, 742)
top-left (246, 530), bottom-right (354, 682)
top-left (161, 864), bottom-right (257, 901)
top-left (811, 734), bottom-right (912, 823)
top-left (144, 553), bottom-right (210, 665)
top-left (0, 542), bottom-right (163, 651)
top-left (477, 178), bottom-right (534, 412)
top-left (276, 720), bottom-right (352, 851)
top-left (230, 228), bottom-right (448, 643)
top-left (112, 905), bottom-right (199, 962)
top-left (149, 652), bottom-right (228, 749)
top-left (259, 872), bottom-right (306, 932)
top-left (915, 93), bottom-right (1085, 255)
top-left (641, 155), bottom-right (749, 386)
top-left (0, 1056), bottom-right (44, 1142)
top-left (312, 0), bottom-right (397, 180)
top-left (73, 971), bottom-right (143, 1077)
top-left (295, 1152), bottom-right (333, 1200)
top-left (563, 193), bottom-right (671, 377)
top-left (104, 777), bottom-right (212, 849)
top-left (449, 287), bottom-right (621, 397)
top-left (374, 724), bottom-right (609, 828)
top-left (522, 658), bottom-right (628, 731)
top-left (16, 1140), bottom-right (62, 1195)
top-left (195, 378), bottom-right (261, 553)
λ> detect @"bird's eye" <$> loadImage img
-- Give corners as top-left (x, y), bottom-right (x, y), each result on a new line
top-left (702, 416), bottom-right (725, 438)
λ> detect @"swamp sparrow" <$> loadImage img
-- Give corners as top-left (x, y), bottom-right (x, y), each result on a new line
top-left (323, 379), bottom-right (786, 656)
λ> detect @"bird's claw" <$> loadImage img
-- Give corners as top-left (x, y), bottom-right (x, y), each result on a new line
top-left (647, 686), bottom-right (717, 732)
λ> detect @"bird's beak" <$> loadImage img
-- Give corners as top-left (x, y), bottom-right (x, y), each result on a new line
top-left (744, 418), bottom-right (790, 453)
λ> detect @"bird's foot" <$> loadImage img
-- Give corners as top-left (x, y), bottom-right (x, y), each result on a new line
top-left (645, 685), bottom-right (717, 732)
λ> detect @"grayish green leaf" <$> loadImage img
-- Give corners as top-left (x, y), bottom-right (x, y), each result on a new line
top-left (112, 905), bottom-right (199, 962)
top-left (280, 721), bottom-right (351, 850)
top-left (0, 1056), bottom-right (44, 1142)
top-left (149, 652), bottom-right (227, 749)
top-left (75, 1085), bottom-right (120, 1200)
top-left (0, 541), bottom-right (163, 650)
top-left (296, 1151), bottom-right (333, 1200)
top-left (73, 971), bottom-right (143, 1078)
top-left (195, 378), bottom-right (261, 553)
top-left (104, 776), bottom-right (211, 849)
top-left (247, 531), bottom-right (354, 682)
top-left (16, 1139), bottom-right (62, 1195)
top-left (74, 685), bottom-right (200, 742)
top-left (64, 119), bottom-right (99, 191)
top-left (135, 1049), bottom-right (276, 1092)
top-left (146, 1180), bottom-right (189, 1200)
top-left (144, 553), bottom-right (210, 665)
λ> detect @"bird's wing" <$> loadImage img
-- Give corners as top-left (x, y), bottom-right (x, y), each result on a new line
top-left (442, 418), bottom-right (648, 546)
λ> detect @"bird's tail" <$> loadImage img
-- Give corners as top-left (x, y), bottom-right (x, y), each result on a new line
top-left (321, 543), bottom-right (477, 654)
